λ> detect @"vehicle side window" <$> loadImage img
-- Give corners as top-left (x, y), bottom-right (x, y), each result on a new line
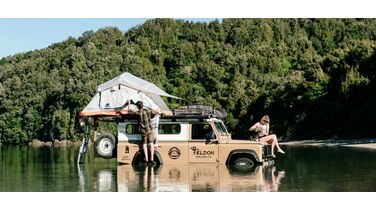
top-left (191, 123), bottom-right (216, 140)
top-left (159, 124), bottom-right (181, 134)
top-left (126, 124), bottom-right (140, 134)
top-left (126, 123), bottom-right (181, 135)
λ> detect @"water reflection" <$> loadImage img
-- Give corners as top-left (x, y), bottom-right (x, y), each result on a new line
top-left (115, 164), bottom-right (285, 192)
top-left (96, 169), bottom-right (116, 192)
top-left (77, 164), bottom-right (118, 192)
top-left (77, 164), bottom-right (86, 192)
top-left (259, 166), bottom-right (285, 192)
top-left (3, 145), bottom-right (376, 191)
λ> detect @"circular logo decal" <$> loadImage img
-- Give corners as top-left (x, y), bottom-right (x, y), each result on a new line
top-left (168, 147), bottom-right (181, 160)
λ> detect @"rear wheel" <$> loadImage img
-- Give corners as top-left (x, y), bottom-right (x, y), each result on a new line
top-left (94, 133), bottom-right (116, 159)
top-left (233, 157), bottom-right (255, 172)
top-left (132, 151), bottom-right (161, 164)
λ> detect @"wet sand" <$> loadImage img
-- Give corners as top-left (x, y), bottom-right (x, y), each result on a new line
top-left (281, 139), bottom-right (376, 150)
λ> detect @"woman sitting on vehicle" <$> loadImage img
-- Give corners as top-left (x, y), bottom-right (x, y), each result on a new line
top-left (249, 115), bottom-right (285, 157)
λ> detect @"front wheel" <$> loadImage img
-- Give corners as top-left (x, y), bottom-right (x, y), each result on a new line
top-left (94, 133), bottom-right (116, 159)
top-left (233, 157), bottom-right (255, 172)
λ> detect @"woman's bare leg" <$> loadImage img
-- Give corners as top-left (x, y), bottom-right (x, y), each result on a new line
top-left (259, 135), bottom-right (275, 156)
top-left (271, 140), bottom-right (276, 156)
top-left (260, 135), bottom-right (285, 156)
top-left (270, 134), bottom-right (285, 153)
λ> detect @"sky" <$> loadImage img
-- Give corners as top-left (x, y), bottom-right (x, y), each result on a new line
top-left (0, 18), bottom-right (219, 59)
top-left (1, 0), bottom-right (374, 59)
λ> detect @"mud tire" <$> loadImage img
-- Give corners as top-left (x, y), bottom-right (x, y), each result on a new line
top-left (233, 157), bottom-right (256, 172)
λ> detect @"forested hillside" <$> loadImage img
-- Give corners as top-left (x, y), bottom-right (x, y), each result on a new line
top-left (1, 19), bottom-right (376, 144)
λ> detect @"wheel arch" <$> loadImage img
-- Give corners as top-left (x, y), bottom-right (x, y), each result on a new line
top-left (132, 150), bottom-right (163, 164)
top-left (226, 149), bottom-right (260, 164)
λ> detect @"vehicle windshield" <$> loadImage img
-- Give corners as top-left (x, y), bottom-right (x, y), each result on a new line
top-left (214, 121), bottom-right (228, 134)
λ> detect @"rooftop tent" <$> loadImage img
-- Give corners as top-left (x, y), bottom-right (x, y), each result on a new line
top-left (80, 72), bottom-right (180, 116)
top-left (97, 72), bottom-right (178, 98)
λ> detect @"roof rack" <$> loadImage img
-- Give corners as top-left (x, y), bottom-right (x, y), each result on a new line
top-left (173, 105), bottom-right (227, 119)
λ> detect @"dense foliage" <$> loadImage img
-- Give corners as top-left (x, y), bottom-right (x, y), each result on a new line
top-left (1, 19), bottom-right (376, 144)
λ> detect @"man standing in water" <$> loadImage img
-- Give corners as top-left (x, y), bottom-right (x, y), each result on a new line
top-left (132, 101), bottom-right (156, 165)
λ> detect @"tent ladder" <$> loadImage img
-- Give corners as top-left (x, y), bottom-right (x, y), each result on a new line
top-left (77, 125), bottom-right (91, 164)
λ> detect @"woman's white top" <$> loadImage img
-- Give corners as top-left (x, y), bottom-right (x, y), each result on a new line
top-left (255, 122), bottom-right (269, 138)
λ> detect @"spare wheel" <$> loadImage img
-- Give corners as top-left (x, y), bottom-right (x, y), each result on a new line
top-left (94, 133), bottom-right (116, 159)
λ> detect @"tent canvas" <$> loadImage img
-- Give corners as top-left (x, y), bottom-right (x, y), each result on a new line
top-left (80, 72), bottom-right (179, 116)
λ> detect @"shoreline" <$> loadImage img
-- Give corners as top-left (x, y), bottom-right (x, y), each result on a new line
top-left (281, 138), bottom-right (376, 150)
top-left (3, 138), bottom-right (376, 150)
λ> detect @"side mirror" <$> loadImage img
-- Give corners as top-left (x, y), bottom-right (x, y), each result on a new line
top-left (205, 131), bottom-right (216, 140)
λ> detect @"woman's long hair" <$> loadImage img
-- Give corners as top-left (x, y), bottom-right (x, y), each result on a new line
top-left (260, 115), bottom-right (270, 124)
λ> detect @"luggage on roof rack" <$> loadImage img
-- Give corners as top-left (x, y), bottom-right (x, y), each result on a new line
top-left (173, 105), bottom-right (227, 119)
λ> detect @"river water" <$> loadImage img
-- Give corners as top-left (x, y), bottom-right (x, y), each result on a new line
top-left (1, 144), bottom-right (376, 192)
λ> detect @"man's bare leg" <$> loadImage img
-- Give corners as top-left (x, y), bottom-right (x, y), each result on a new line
top-left (149, 143), bottom-right (154, 162)
top-left (143, 143), bottom-right (148, 162)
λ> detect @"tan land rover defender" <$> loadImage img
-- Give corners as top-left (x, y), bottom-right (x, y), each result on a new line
top-left (94, 114), bottom-right (274, 170)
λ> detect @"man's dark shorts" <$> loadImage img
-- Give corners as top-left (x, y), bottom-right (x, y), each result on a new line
top-left (142, 131), bottom-right (154, 144)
